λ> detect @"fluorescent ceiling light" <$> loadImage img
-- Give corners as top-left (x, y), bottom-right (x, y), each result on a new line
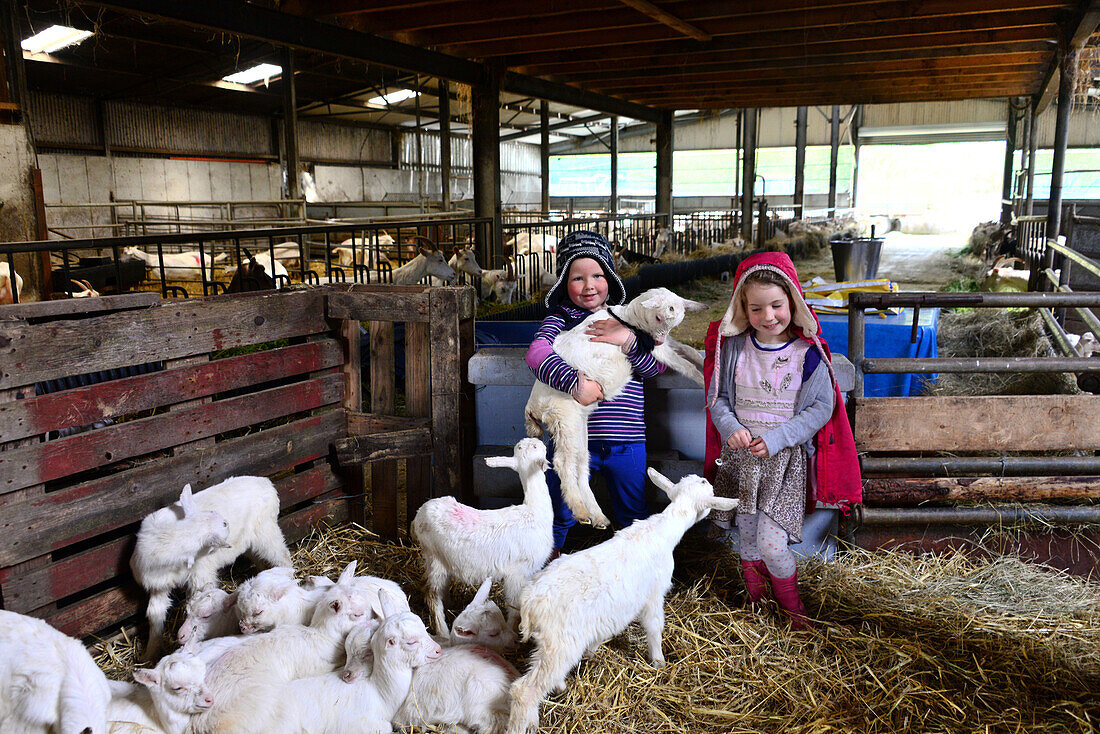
top-left (22, 24), bottom-right (92, 54)
top-left (222, 63), bottom-right (282, 85)
top-left (368, 89), bottom-right (420, 107)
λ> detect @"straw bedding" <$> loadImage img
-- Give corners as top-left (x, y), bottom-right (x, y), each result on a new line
top-left (93, 523), bottom-right (1100, 733)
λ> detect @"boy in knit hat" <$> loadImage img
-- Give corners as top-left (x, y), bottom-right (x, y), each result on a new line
top-left (525, 230), bottom-right (666, 556)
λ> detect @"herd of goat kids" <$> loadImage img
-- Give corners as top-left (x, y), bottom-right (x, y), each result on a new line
top-left (0, 286), bottom-right (729, 733)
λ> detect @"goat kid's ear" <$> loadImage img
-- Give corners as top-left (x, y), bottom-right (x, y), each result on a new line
top-left (378, 589), bottom-right (399, 619)
top-left (179, 484), bottom-right (197, 516)
top-left (646, 467), bottom-right (677, 498)
top-left (133, 668), bottom-right (159, 688)
top-left (682, 298), bottom-right (709, 312)
top-left (708, 497), bottom-right (739, 512)
top-left (473, 577), bottom-right (493, 605)
top-left (337, 561), bottom-right (357, 585)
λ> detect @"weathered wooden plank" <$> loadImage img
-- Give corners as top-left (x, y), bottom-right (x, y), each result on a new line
top-left (0, 338), bottom-right (337, 443)
top-left (334, 317), bottom-right (366, 526)
top-left (326, 290), bottom-right (430, 323)
top-left (430, 289), bottom-right (462, 502)
top-left (854, 396), bottom-right (1100, 452)
top-left (0, 410), bottom-right (345, 567)
top-left (336, 428), bottom-right (433, 465)
top-left (405, 321), bottom-right (432, 515)
top-left (0, 292), bottom-right (161, 321)
top-left (347, 412), bottom-right (430, 435)
top-left (0, 373), bottom-right (344, 495)
top-left (0, 340), bottom-right (343, 445)
top-left (280, 491), bottom-right (351, 544)
top-left (0, 289), bottom-right (328, 388)
top-left (0, 465), bottom-right (343, 614)
top-left (369, 320), bottom-right (398, 539)
top-left (863, 475), bottom-right (1100, 507)
top-left (46, 584), bottom-right (144, 640)
top-left (458, 314), bottom-right (475, 505)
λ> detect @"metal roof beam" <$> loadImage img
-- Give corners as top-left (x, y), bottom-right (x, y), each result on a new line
top-left (499, 113), bottom-right (613, 142)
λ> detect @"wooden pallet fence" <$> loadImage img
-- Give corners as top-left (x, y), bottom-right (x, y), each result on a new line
top-left (327, 284), bottom-right (475, 538)
top-left (0, 290), bottom-right (357, 639)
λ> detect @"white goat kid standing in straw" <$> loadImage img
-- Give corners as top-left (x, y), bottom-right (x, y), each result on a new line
top-left (412, 438), bottom-right (553, 637)
top-left (130, 476), bottom-right (293, 659)
top-left (524, 287), bottom-right (708, 527)
top-left (505, 469), bottom-right (738, 734)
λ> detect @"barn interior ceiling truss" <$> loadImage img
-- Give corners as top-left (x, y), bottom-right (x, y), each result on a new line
top-left (10, 0), bottom-right (1100, 144)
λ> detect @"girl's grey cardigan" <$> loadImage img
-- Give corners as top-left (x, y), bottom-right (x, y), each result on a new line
top-left (707, 334), bottom-right (835, 460)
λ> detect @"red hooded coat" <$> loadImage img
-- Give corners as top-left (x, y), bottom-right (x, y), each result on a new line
top-left (704, 251), bottom-right (862, 512)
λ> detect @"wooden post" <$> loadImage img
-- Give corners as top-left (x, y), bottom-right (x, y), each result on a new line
top-left (339, 318), bottom-right (365, 525)
top-left (793, 106), bottom-right (807, 220)
top-left (369, 321), bottom-right (397, 537)
top-left (429, 288), bottom-right (462, 502)
top-left (404, 321), bottom-right (432, 519)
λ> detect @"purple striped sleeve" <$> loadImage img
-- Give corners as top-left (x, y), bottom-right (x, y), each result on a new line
top-left (526, 314), bottom-right (580, 394)
top-left (625, 339), bottom-right (666, 378)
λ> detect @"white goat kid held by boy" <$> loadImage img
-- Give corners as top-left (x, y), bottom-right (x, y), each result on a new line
top-left (524, 287), bottom-right (707, 527)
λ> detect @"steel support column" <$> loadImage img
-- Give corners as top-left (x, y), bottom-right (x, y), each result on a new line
top-left (1042, 45), bottom-right (1079, 287)
top-left (656, 110), bottom-right (673, 225)
top-left (540, 101), bottom-right (550, 216)
top-left (473, 67), bottom-right (502, 264)
top-left (793, 106), bottom-right (807, 220)
top-left (280, 47), bottom-right (300, 201)
top-left (740, 109), bottom-right (757, 242)
top-left (828, 105), bottom-right (840, 217)
top-left (439, 80), bottom-right (451, 211)
top-left (1001, 98), bottom-right (1019, 224)
top-left (1026, 101), bottom-right (1038, 216)
top-left (609, 116), bottom-right (619, 215)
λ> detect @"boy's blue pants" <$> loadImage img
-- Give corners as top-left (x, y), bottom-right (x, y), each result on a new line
top-left (545, 440), bottom-right (650, 549)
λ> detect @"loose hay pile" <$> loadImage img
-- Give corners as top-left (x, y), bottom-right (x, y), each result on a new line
top-left (924, 309), bottom-right (1082, 396)
top-left (94, 524), bottom-right (1100, 733)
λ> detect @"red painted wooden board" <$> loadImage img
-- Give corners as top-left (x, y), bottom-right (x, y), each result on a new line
top-left (0, 465), bottom-right (343, 612)
top-left (0, 410), bottom-right (345, 567)
top-left (0, 339), bottom-right (342, 444)
top-left (0, 373), bottom-right (343, 496)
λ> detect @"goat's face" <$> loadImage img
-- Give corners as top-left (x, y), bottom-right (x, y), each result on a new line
top-left (513, 437), bottom-right (549, 472)
top-left (630, 288), bottom-right (707, 342)
top-left (421, 248), bottom-right (458, 282)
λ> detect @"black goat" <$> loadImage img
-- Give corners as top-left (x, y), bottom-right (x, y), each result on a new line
top-left (225, 251), bottom-right (276, 293)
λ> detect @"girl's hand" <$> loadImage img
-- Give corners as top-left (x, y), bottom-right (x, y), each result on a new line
top-left (573, 375), bottom-right (604, 406)
top-left (748, 437), bottom-right (770, 458)
top-left (727, 429), bottom-right (752, 449)
top-left (586, 318), bottom-right (632, 347)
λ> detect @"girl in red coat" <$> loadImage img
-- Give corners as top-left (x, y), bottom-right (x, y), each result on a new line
top-left (704, 251), bottom-right (861, 629)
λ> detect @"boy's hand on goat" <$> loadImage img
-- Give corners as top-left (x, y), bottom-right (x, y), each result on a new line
top-left (748, 436), bottom-right (770, 458)
top-left (585, 318), bottom-right (633, 348)
top-left (727, 429), bottom-right (753, 449)
top-left (571, 374), bottom-right (604, 406)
